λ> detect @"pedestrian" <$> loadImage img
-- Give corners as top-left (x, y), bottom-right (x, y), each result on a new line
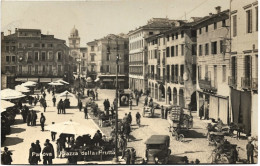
top-left (51, 122), bottom-right (57, 141)
top-left (43, 100), bottom-right (47, 112)
top-left (165, 107), bottom-right (168, 119)
top-left (1, 147), bottom-right (13, 165)
top-left (125, 149), bottom-right (131, 164)
top-left (136, 112), bottom-right (141, 127)
top-left (83, 106), bottom-right (88, 119)
top-left (161, 105), bottom-right (164, 119)
top-left (21, 105), bottom-right (28, 123)
top-left (46, 139), bottom-right (55, 163)
top-left (87, 89), bottom-right (90, 97)
top-left (29, 143), bottom-right (37, 164)
top-left (136, 94), bottom-right (139, 106)
top-left (96, 92), bottom-right (98, 100)
top-left (229, 146), bottom-right (238, 164)
top-left (40, 113), bottom-right (46, 131)
top-left (62, 101), bottom-right (66, 114)
top-left (43, 92), bottom-right (46, 99)
top-left (42, 143), bottom-right (52, 165)
top-left (127, 112), bottom-right (132, 125)
top-left (129, 99), bottom-right (132, 110)
top-left (56, 138), bottom-right (62, 158)
top-left (199, 104), bottom-right (204, 120)
top-left (122, 113), bottom-right (128, 124)
top-left (35, 140), bottom-right (42, 164)
top-left (52, 96), bottom-right (56, 107)
top-left (34, 97), bottom-right (38, 106)
top-left (130, 148), bottom-right (136, 164)
top-left (144, 96), bottom-right (148, 106)
top-left (246, 141), bottom-right (254, 164)
top-left (32, 111), bottom-right (37, 126)
top-left (119, 135), bottom-right (127, 159)
top-left (78, 100), bottom-right (82, 112)
top-left (57, 99), bottom-right (63, 114)
top-left (124, 123), bottom-right (131, 142)
top-left (93, 93), bottom-right (96, 101)
top-left (52, 90), bottom-right (55, 96)
top-left (26, 111), bottom-right (32, 126)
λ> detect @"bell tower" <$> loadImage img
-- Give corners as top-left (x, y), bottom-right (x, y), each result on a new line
top-left (68, 26), bottom-right (80, 49)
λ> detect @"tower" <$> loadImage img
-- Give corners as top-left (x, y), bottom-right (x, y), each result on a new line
top-left (68, 26), bottom-right (80, 49)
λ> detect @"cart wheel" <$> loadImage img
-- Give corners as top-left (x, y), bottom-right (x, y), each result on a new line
top-left (178, 134), bottom-right (184, 142)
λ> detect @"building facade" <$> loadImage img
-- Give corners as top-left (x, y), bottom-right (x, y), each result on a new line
top-left (195, 8), bottom-right (231, 124)
top-left (87, 34), bottom-right (129, 89)
top-left (1, 28), bottom-right (70, 88)
top-left (146, 20), bottom-right (198, 108)
top-left (229, 0), bottom-right (258, 136)
top-left (128, 18), bottom-right (175, 93)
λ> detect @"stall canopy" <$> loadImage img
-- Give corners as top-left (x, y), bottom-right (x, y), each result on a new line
top-left (48, 81), bottom-right (64, 86)
top-left (15, 85), bottom-right (30, 93)
top-left (1, 89), bottom-right (26, 100)
top-left (1, 100), bottom-right (15, 112)
top-left (21, 81), bottom-right (37, 87)
top-left (56, 79), bottom-right (69, 85)
top-left (45, 120), bottom-right (101, 136)
top-left (39, 78), bottom-right (52, 83)
top-left (58, 90), bottom-right (74, 99)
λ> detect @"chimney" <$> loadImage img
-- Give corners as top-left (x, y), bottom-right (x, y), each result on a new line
top-left (8, 30), bottom-right (11, 35)
top-left (215, 6), bottom-right (221, 14)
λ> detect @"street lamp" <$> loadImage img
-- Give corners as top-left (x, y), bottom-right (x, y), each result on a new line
top-left (76, 58), bottom-right (81, 104)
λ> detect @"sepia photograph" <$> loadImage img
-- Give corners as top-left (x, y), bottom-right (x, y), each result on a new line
top-left (0, 0), bottom-right (258, 164)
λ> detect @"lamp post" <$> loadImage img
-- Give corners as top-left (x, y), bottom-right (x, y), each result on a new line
top-left (76, 58), bottom-right (81, 104)
top-left (115, 38), bottom-right (119, 162)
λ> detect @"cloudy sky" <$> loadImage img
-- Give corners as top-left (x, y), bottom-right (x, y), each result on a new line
top-left (1, 0), bottom-right (229, 47)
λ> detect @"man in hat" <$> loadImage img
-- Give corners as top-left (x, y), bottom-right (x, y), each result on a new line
top-left (78, 100), bottom-right (83, 112)
top-left (42, 142), bottom-right (52, 165)
top-left (246, 140), bottom-right (254, 164)
top-left (57, 99), bottom-right (63, 114)
top-left (52, 96), bottom-right (56, 107)
top-left (40, 113), bottom-right (46, 131)
top-left (26, 111), bottom-right (32, 126)
top-left (35, 140), bottom-right (42, 164)
top-left (45, 139), bottom-right (55, 163)
top-left (84, 106), bottom-right (88, 119)
top-left (1, 147), bottom-right (12, 165)
top-left (28, 143), bottom-right (37, 164)
top-left (119, 135), bottom-right (127, 159)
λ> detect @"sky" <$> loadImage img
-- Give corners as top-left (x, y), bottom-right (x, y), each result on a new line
top-left (1, 0), bottom-right (230, 47)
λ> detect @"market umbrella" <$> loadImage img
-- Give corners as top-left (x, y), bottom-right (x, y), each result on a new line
top-left (1, 100), bottom-right (15, 112)
top-left (21, 81), bottom-right (37, 87)
top-left (56, 79), bottom-right (69, 85)
top-left (48, 81), bottom-right (64, 86)
top-left (58, 90), bottom-right (74, 99)
top-left (1, 89), bottom-right (26, 100)
top-left (45, 120), bottom-right (100, 136)
top-left (86, 77), bottom-right (92, 83)
top-left (15, 85), bottom-right (30, 93)
top-left (94, 78), bottom-right (100, 82)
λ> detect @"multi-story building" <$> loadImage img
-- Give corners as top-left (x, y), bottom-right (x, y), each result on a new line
top-left (146, 19), bottom-right (198, 108)
top-left (229, 0), bottom-right (258, 136)
top-left (68, 26), bottom-right (88, 79)
top-left (195, 7), bottom-right (230, 124)
top-left (87, 34), bottom-right (129, 89)
top-left (1, 28), bottom-right (71, 88)
top-left (128, 18), bottom-right (175, 93)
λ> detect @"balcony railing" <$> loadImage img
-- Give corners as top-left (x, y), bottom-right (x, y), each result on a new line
top-left (241, 77), bottom-right (251, 90)
top-left (228, 76), bottom-right (236, 88)
top-left (179, 76), bottom-right (184, 85)
top-left (252, 78), bottom-right (258, 91)
top-left (199, 78), bottom-right (217, 92)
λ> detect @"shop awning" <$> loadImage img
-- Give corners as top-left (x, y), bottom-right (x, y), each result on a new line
top-left (39, 78), bottom-right (52, 83)
top-left (28, 78), bottom-right (38, 82)
top-left (103, 79), bottom-right (113, 82)
top-left (15, 78), bottom-right (28, 82)
top-left (52, 78), bottom-right (63, 82)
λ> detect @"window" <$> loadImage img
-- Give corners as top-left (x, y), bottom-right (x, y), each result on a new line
top-left (6, 46), bottom-right (9, 51)
top-left (42, 43), bottom-right (45, 48)
top-left (176, 45), bottom-right (178, 56)
top-left (163, 38), bottom-right (166, 45)
top-left (91, 46), bottom-right (94, 51)
top-left (41, 52), bottom-right (46, 61)
top-left (36, 50), bottom-right (43, 60)
top-left (192, 64), bottom-right (196, 82)
top-left (18, 43), bottom-right (22, 48)
top-left (192, 44), bottom-right (197, 55)
top-left (175, 33), bottom-right (178, 39)
top-left (35, 65), bottom-right (38, 74)
top-left (34, 43), bottom-right (40, 47)
top-left (214, 22), bottom-right (217, 29)
top-left (47, 43), bottom-right (53, 48)
top-left (246, 10), bottom-right (252, 33)
top-left (28, 65), bottom-right (32, 74)
top-left (91, 54), bottom-right (95, 61)
top-left (12, 56), bottom-right (15, 62)
top-left (57, 52), bottom-right (62, 61)
top-left (72, 40), bottom-right (76, 44)
top-left (205, 65), bottom-right (209, 79)
top-left (49, 65), bottom-right (52, 74)
top-left (205, 43), bottom-right (209, 55)
top-left (43, 65), bottom-right (46, 73)
top-left (48, 51), bottom-right (53, 60)
top-left (222, 65), bottom-right (226, 82)
top-left (205, 26), bottom-right (208, 32)
top-left (5, 66), bottom-right (10, 72)
top-left (233, 15), bottom-right (237, 37)
top-left (106, 65), bottom-right (110, 72)
top-left (107, 53), bottom-right (110, 61)
top-left (158, 38), bottom-right (160, 46)
top-left (191, 30), bottom-right (196, 37)
top-left (83, 53), bottom-right (85, 57)
top-left (181, 31), bottom-right (184, 38)
top-left (19, 65), bottom-right (22, 73)
top-left (167, 35), bottom-right (170, 41)
top-left (171, 46), bottom-right (174, 57)
top-left (245, 55), bottom-right (251, 79)
top-left (166, 47), bottom-right (170, 57)
top-left (256, 7), bottom-right (258, 31)
top-left (222, 20), bottom-right (226, 27)
top-left (27, 43), bottom-right (32, 48)
top-left (6, 56), bottom-right (10, 62)
top-left (58, 65), bottom-right (61, 74)
top-left (181, 44), bottom-right (184, 56)
top-left (91, 65), bottom-right (95, 72)
top-left (211, 42), bottom-right (217, 54)
top-left (199, 28), bottom-right (202, 34)
top-left (199, 45), bottom-right (203, 56)
top-left (28, 52), bottom-right (33, 60)
top-left (220, 40), bottom-right (224, 53)
top-left (171, 34), bottom-right (174, 40)
top-left (149, 32), bottom-right (154, 35)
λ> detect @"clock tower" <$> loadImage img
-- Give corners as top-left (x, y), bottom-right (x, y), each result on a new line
top-left (68, 26), bottom-right (80, 49)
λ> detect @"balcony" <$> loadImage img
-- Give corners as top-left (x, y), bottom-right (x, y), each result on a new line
top-left (228, 76), bottom-right (236, 88)
top-left (241, 77), bottom-right (251, 90)
top-left (199, 78), bottom-right (217, 93)
top-left (252, 78), bottom-right (258, 91)
top-left (179, 76), bottom-right (184, 85)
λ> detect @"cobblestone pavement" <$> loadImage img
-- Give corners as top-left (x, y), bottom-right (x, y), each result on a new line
top-left (1, 89), bottom-right (254, 164)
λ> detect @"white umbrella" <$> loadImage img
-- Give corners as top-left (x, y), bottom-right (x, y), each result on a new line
top-left (45, 120), bottom-right (101, 136)
top-left (21, 81), bottom-right (37, 87)
top-left (56, 79), bottom-right (69, 85)
top-left (1, 89), bottom-right (26, 100)
top-left (15, 85), bottom-right (30, 93)
top-left (1, 100), bottom-right (15, 112)
top-left (58, 90), bottom-right (74, 99)
top-left (86, 77), bottom-right (92, 83)
top-left (48, 81), bottom-right (64, 86)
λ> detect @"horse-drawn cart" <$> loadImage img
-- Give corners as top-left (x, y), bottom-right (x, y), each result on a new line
top-left (168, 106), bottom-right (193, 141)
